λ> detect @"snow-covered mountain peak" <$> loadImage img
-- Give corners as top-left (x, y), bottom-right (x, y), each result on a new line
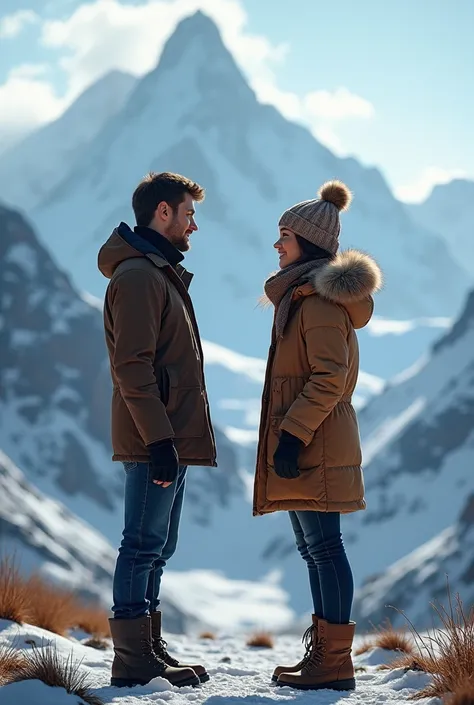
top-left (158, 10), bottom-right (237, 73)
top-left (123, 10), bottom-right (254, 133)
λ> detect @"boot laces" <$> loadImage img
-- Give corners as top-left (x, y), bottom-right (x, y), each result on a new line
top-left (300, 625), bottom-right (315, 667)
top-left (306, 636), bottom-right (327, 669)
top-left (154, 636), bottom-right (180, 667)
top-left (140, 632), bottom-right (167, 672)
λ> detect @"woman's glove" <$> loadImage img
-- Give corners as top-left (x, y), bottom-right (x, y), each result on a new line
top-left (273, 430), bottom-right (303, 479)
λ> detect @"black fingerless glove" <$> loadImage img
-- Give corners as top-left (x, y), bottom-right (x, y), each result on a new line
top-left (147, 438), bottom-right (179, 483)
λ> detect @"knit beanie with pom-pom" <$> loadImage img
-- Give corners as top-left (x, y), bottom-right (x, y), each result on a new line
top-left (278, 180), bottom-right (352, 255)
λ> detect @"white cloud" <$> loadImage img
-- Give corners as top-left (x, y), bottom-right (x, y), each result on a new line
top-left (304, 87), bottom-right (375, 121)
top-left (395, 166), bottom-right (468, 204)
top-left (8, 64), bottom-right (49, 80)
top-left (250, 81), bottom-right (373, 154)
top-left (311, 125), bottom-right (344, 156)
top-left (251, 78), bottom-right (301, 121)
top-left (0, 70), bottom-right (67, 137)
top-left (0, 9), bottom-right (39, 38)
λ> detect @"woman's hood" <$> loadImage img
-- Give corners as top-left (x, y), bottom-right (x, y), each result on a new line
top-left (311, 249), bottom-right (383, 329)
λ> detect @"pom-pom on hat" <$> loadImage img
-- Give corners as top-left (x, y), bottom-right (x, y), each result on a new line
top-left (278, 180), bottom-right (352, 255)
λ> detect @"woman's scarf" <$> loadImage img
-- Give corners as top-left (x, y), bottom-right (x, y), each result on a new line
top-left (264, 259), bottom-right (327, 337)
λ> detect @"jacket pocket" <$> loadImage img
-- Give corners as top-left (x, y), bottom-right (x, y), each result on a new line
top-left (268, 416), bottom-right (323, 472)
top-left (156, 367), bottom-right (171, 407)
top-left (270, 376), bottom-right (307, 416)
top-left (266, 416), bottom-right (325, 502)
top-left (266, 416), bottom-right (284, 469)
top-left (165, 366), bottom-right (205, 438)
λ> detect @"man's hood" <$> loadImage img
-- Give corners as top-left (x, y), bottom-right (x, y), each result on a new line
top-left (98, 222), bottom-right (163, 279)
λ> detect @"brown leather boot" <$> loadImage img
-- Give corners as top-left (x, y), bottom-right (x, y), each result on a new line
top-left (272, 615), bottom-right (318, 682)
top-left (151, 611), bottom-right (210, 683)
top-left (277, 619), bottom-right (356, 691)
top-left (109, 615), bottom-right (200, 688)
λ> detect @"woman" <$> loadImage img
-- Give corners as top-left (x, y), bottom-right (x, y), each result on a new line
top-left (254, 181), bottom-right (382, 692)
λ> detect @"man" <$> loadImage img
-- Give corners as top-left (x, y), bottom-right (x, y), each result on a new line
top-left (98, 172), bottom-right (217, 688)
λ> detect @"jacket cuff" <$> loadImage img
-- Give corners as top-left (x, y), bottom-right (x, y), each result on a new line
top-left (143, 423), bottom-right (175, 446)
top-left (279, 417), bottom-right (314, 446)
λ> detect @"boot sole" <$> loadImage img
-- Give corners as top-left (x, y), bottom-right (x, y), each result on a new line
top-left (272, 673), bottom-right (299, 682)
top-left (111, 675), bottom-right (200, 688)
top-left (276, 678), bottom-right (355, 691)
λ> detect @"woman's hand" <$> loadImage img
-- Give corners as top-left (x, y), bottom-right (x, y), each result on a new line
top-left (273, 430), bottom-right (302, 479)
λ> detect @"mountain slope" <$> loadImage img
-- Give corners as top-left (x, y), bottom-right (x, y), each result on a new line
top-left (31, 12), bottom-right (469, 359)
top-left (340, 285), bottom-right (474, 589)
top-left (407, 178), bottom-right (474, 277)
top-left (0, 71), bottom-right (136, 211)
top-left (0, 202), bottom-right (120, 520)
top-left (353, 494), bottom-right (474, 629)
top-left (0, 447), bottom-right (115, 601)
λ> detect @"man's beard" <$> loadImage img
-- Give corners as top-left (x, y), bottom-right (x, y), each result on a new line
top-left (165, 217), bottom-right (190, 252)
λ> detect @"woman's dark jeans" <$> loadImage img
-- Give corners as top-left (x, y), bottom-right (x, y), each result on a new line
top-left (289, 510), bottom-right (354, 624)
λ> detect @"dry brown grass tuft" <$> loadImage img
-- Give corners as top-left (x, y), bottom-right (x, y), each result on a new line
top-left (444, 683), bottom-right (474, 705)
top-left (24, 575), bottom-right (77, 636)
top-left (0, 556), bottom-right (30, 624)
top-left (0, 644), bottom-right (26, 685)
top-left (74, 604), bottom-right (111, 638)
top-left (9, 645), bottom-right (103, 705)
top-left (0, 554), bottom-right (111, 641)
top-left (199, 631), bottom-right (217, 640)
top-left (354, 641), bottom-right (373, 656)
top-left (246, 632), bottom-right (274, 649)
top-left (374, 625), bottom-right (414, 654)
top-left (378, 652), bottom-right (437, 673)
top-left (381, 589), bottom-right (474, 701)
top-left (355, 622), bottom-right (414, 656)
top-left (409, 595), bottom-right (474, 700)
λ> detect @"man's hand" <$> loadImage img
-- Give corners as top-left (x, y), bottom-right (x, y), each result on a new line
top-left (273, 430), bottom-right (303, 479)
top-left (147, 439), bottom-right (179, 487)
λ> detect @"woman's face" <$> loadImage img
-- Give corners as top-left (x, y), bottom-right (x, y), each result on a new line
top-left (274, 227), bottom-right (302, 269)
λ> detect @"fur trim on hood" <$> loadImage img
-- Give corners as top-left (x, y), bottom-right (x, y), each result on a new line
top-left (313, 249), bottom-right (382, 304)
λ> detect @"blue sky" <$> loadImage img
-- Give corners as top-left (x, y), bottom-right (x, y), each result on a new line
top-left (0, 0), bottom-right (472, 201)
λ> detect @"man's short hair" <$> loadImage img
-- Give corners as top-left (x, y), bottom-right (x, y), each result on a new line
top-left (132, 172), bottom-right (205, 227)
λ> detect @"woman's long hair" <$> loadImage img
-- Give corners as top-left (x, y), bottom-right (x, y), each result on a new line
top-left (295, 235), bottom-right (335, 263)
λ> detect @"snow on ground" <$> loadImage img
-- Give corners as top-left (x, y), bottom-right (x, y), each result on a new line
top-left (161, 571), bottom-right (294, 633)
top-left (0, 619), bottom-right (435, 705)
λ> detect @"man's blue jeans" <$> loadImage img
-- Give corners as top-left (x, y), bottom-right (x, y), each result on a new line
top-left (112, 462), bottom-right (187, 618)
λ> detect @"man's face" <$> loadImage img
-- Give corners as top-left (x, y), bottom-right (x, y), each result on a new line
top-left (163, 193), bottom-right (198, 252)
